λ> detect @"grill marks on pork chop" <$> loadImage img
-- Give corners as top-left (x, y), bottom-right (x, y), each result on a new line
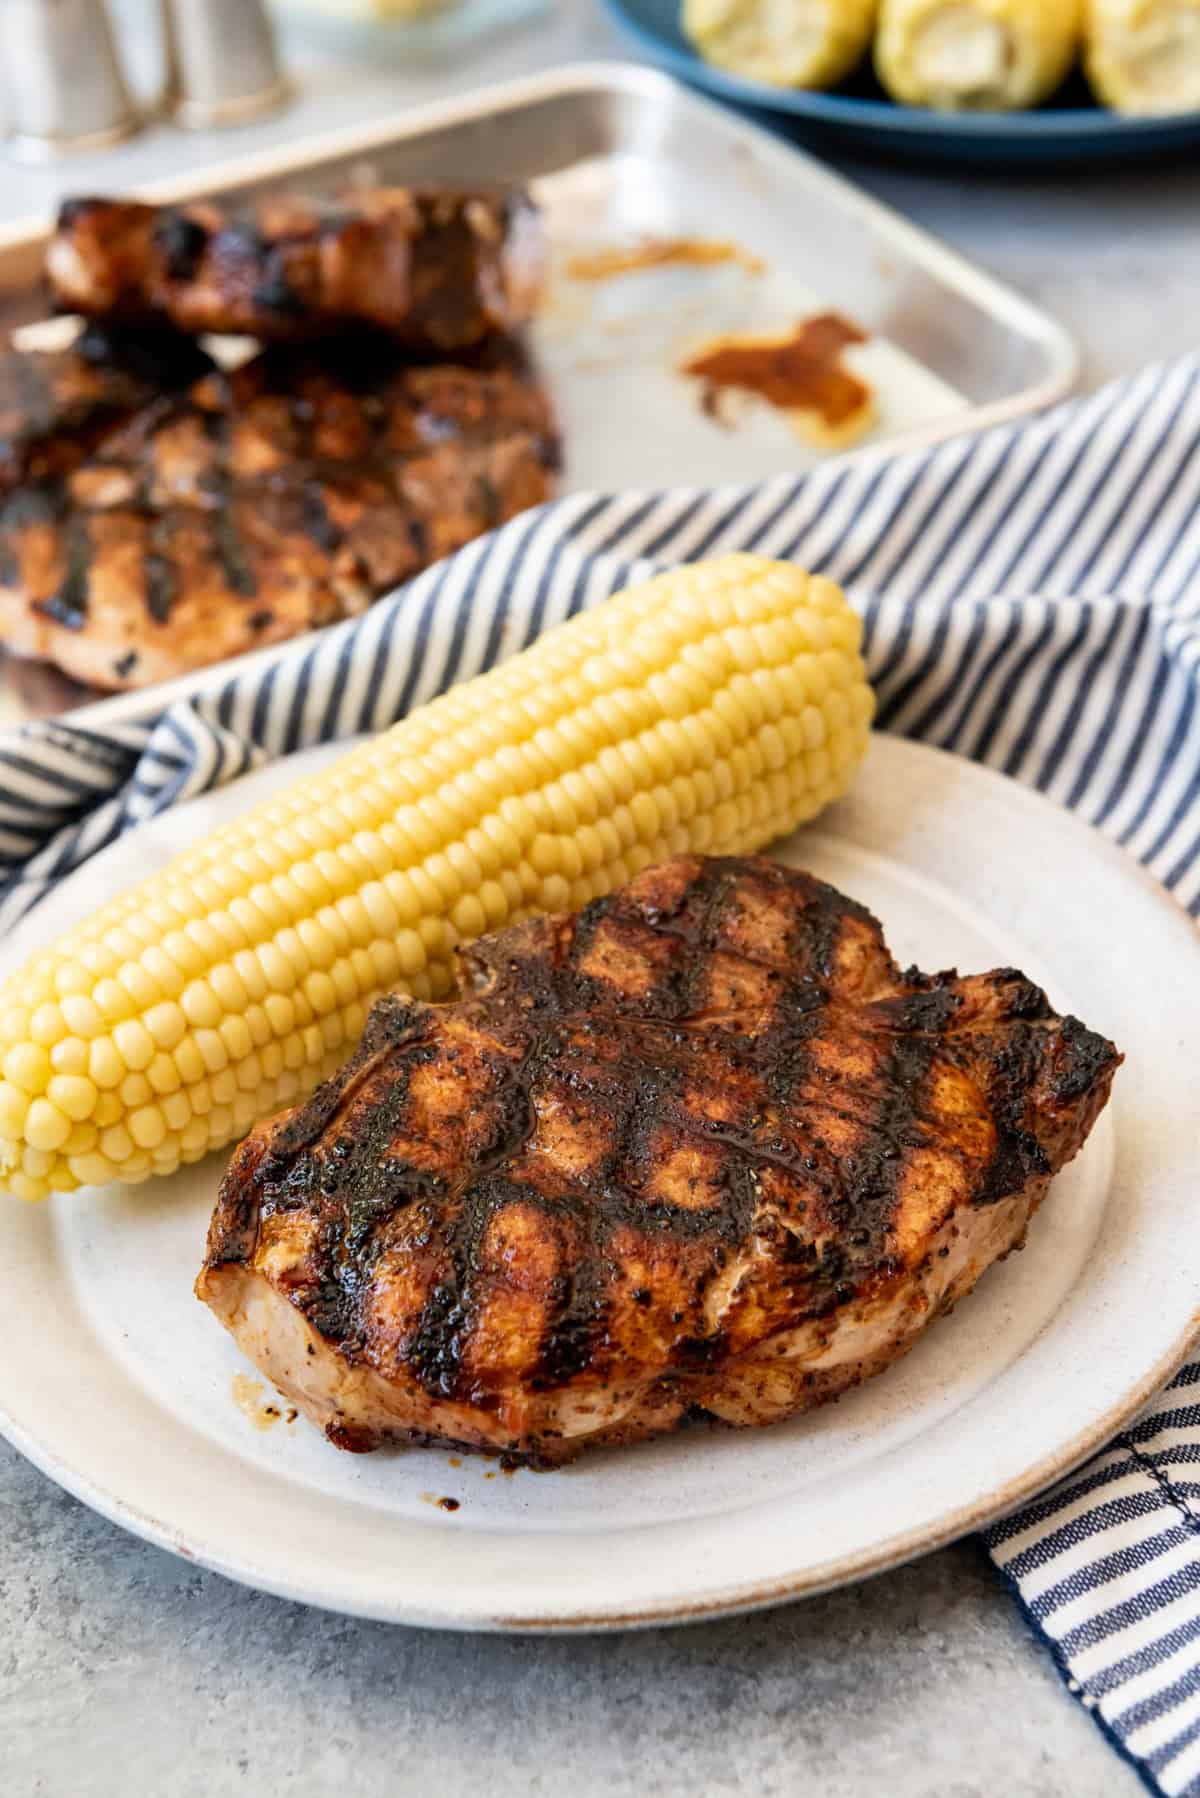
top-left (198, 856), bottom-right (1120, 1463)
top-left (47, 189), bottom-right (542, 349)
top-left (0, 324), bottom-right (213, 496)
top-left (0, 341), bottom-right (558, 689)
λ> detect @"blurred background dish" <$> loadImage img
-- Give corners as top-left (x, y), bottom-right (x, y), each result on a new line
top-left (271, 0), bottom-right (550, 55)
top-left (873, 0), bottom-right (1081, 112)
top-left (604, 0), bottom-right (1200, 163)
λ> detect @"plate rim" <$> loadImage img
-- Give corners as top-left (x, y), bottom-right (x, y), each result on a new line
top-left (1, 735), bottom-right (1198, 1631)
top-left (602, 0), bottom-right (1200, 144)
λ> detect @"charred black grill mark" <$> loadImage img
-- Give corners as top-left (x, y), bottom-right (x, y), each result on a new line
top-left (975, 1128), bottom-right (1049, 1205)
top-left (299, 481), bottom-right (342, 553)
top-left (37, 514), bottom-right (92, 630)
top-left (760, 988), bottom-right (827, 1108)
top-left (406, 1043), bottom-right (542, 1399)
top-left (277, 1057), bottom-right (445, 1347)
top-left (475, 472), bottom-right (501, 528)
top-left (672, 859), bottom-right (738, 1019)
top-left (565, 896), bottom-right (608, 970)
top-left (407, 1173), bottom-right (544, 1398)
top-left (75, 320), bottom-right (213, 391)
top-left (1, 346), bottom-right (54, 443)
top-left (801, 879), bottom-right (876, 983)
top-left (0, 483), bottom-right (68, 530)
top-left (153, 212), bottom-right (210, 284)
top-left (269, 995), bottom-right (427, 1160)
top-left (1, 479), bottom-right (71, 589)
top-left (144, 550), bottom-right (176, 624)
top-left (831, 1031), bottom-right (938, 1250)
top-left (214, 506), bottom-right (257, 597)
top-left (253, 259), bottom-right (308, 321)
top-left (35, 590), bottom-right (89, 632)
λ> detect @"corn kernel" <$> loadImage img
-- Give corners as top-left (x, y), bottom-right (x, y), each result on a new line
top-left (99, 1124), bottom-right (134, 1164)
top-left (49, 1039), bottom-right (89, 1076)
top-left (24, 1098), bottom-right (69, 1153)
top-left (10, 1171), bottom-right (49, 1202)
top-left (173, 1038), bottom-right (206, 1086)
top-left (0, 1082), bottom-right (30, 1135)
top-left (93, 1092), bottom-right (123, 1127)
top-left (129, 1105), bottom-right (167, 1151)
top-left (112, 1018), bottom-right (155, 1073)
top-left (47, 1075), bottom-right (97, 1124)
top-left (88, 1038), bottom-right (126, 1091)
top-left (4, 1043), bottom-right (51, 1095)
top-left (210, 1068), bottom-right (238, 1106)
top-left (68, 1152), bottom-right (116, 1187)
top-left (64, 1121), bottom-right (99, 1156)
top-left (162, 1092), bottom-right (192, 1132)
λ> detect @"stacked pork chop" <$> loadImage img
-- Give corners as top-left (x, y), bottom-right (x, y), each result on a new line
top-left (0, 187), bottom-right (555, 691)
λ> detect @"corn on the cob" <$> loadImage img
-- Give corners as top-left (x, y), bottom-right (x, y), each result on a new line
top-left (0, 554), bottom-right (874, 1200)
top-left (1085, 0), bottom-right (1200, 111)
top-left (681, 0), bottom-right (877, 89)
top-left (876, 0), bottom-right (1080, 108)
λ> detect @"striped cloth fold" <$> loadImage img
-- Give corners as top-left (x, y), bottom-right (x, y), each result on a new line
top-left (1, 353), bottom-right (1198, 1790)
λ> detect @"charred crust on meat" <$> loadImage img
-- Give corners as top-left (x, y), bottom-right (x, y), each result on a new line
top-left (55, 196), bottom-right (100, 230)
top-left (973, 1128), bottom-right (1050, 1205)
top-left (1048, 1015), bottom-right (1120, 1103)
top-left (252, 259), bottom-right (309, 321)
top-left (298, 483), bottom-right (342, 553)
top-left (143, 550), bottom-right (176, 624)
top-left (35, 514), bottom-right (93, 630)
top-left (1, 484), bottom-right (68, 531)
top-left (152, 212), bottom-right (210, 283)
top-left (213, 510), bottom-right (257, 598)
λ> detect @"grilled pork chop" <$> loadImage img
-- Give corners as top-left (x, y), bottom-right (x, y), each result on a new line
top-left (0, 323), bottom-right (211, 496)
top-left (198, 855), bottom-right (1120, 1465)
top-left (0, 343), bottom-right (557, 689)
top-left (46, 189), bottom-right (542, 349)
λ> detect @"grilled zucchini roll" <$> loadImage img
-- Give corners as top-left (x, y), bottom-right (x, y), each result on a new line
top-left (876, 0), bottom-right (1081, 108)
top-left (1086, 0), bottom-right (1200, 112)
top-left (681, 0), bottom-right (877, 88)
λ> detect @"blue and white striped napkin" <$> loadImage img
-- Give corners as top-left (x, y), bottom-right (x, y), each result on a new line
top-left (1, 354), bottom-right (1198, 1791)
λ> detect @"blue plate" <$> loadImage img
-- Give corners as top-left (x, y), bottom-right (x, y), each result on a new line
top-left (601, 0), bottom-right (1200, 166)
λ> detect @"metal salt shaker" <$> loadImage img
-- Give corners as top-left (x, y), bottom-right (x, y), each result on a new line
top-left (0, 0), bottom-right (140, 162)
top-left (159, 0), bottom-right (290, 130)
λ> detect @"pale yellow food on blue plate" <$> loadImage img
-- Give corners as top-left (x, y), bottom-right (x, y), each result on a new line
top-left (681, 0), bottom-right (878, 88)
top-left (1085, 0), bottom-right (1200, 111)
top-left (875, 0), bottom-right (1081, 108)
top-left (0, 555), bottom-right (874, 1199)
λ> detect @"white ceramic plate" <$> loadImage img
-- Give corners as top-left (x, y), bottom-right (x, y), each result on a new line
top-left (1, 735), bottom-right (1197, 1631)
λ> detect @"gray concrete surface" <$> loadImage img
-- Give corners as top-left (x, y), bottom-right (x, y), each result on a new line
top-left (2, 1440), bottom-right (1115, 1798)
top-left (4, 4), bottom-right (1196, 1793)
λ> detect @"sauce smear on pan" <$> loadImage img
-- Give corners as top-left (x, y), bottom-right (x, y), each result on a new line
top-left (681, 312), bottom-right (869, 429)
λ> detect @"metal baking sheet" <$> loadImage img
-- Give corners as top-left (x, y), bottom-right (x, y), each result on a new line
top-left (0, 61), bottom-right (1078, 729)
